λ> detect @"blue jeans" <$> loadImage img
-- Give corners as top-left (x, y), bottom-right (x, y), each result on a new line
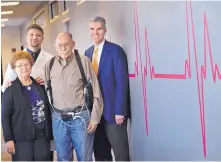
top-left (52, 110), bottom-right (94, 161)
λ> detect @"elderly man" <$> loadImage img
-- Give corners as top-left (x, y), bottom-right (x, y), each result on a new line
top-left (45, 32), bottom-right (103, 161)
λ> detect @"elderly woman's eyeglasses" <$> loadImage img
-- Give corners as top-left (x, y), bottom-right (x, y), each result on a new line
top-left (15, 64), bottom-right (30, 69)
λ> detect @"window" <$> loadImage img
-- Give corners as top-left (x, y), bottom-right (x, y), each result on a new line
top-left (76, 0), bottom-right (86, 6)
top-left (50, 1), bottom-right (59, 19)
top-left (61, 0), bottom-right (69, 16)
top-left (61, 0), bottom-right (66, 12)
top-left (33, 10), bottom-right (46, 27)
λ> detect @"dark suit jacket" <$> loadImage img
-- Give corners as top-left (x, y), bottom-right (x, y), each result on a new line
top-left (1, 77), bottom-right (53, 142)
top-left (85, 40), bottom-right (131, 124)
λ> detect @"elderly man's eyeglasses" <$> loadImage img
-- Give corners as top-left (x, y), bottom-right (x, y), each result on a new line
top-left (15, 64), bottom-right (30, 69)
top-left (56, 43), bottom-right (71, 49)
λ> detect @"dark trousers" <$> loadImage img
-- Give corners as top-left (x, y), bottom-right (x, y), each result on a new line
top-left (94, 118), bottom-right (130, 161)
top-left (12, 123), bottom-right (51, 161)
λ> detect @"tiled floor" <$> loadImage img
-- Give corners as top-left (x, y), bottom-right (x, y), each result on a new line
top-left (1, 151), bottom-right (77, 161)
top-left (1, 136), bottom-right (77, 161)
top-left (1, 152), bottom-right (58, 161)
top-left (1, 145), bottom-right (77, 161)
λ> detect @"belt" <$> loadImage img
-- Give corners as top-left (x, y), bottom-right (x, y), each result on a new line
top-left (53, 106), bottom-right (88, 121)
top-left (52, 106), bottom-right (87, 114)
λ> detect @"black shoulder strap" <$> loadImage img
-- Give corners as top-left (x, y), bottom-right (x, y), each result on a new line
top-left (46, 56), bottom-right (55, 106)
top-left (75, 50), bottom-right (87, 85)
top-left (49, 56), bottom-right (56, 79)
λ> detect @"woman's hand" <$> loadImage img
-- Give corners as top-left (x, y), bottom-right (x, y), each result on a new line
top-left (35, 77), bottom-right (44, 85)
top-left (6, 140), bottom-right (15, 155)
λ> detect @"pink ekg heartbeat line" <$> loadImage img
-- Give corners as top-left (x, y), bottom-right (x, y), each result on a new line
top-left (129, 1), bottom-right (221, 158)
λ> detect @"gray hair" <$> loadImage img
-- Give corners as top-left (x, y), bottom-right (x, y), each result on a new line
top-left (90, 16), bottom-right (106, 28)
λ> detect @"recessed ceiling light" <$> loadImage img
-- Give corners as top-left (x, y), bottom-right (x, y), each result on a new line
top-left (1, 11), bottom-right (14, 15)
top-left (1, 2), bottom-right (19, 7)
top-left (1, 19), bottom-right (9, 22)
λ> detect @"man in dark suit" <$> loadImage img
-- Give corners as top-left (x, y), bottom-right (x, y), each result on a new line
top-left (85, 16), bottom-right (130, 161)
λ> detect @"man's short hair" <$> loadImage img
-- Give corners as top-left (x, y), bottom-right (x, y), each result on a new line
top-left (26, 24), bottom-right (44, 35)
top-left (90, 16), bottom-right (106, 28)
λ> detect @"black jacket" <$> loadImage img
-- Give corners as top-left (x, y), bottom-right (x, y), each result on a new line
top-left (1, 77), bottom-right (53, 142)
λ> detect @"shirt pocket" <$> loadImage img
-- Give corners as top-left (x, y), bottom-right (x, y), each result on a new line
top-left (68, 68), bottom-right (84, 88)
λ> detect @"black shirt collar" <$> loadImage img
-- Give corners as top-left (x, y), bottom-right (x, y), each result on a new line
top-left (26, 48), bottom-right (41, 62)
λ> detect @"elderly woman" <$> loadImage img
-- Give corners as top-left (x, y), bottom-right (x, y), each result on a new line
top-left (1, 51), bottom-right (52, 161)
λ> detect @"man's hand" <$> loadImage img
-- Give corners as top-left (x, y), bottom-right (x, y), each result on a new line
top-left (3, 79), bottom-right (12, 88)
top-left (115, 115), bottom-right (125, 125)
top-left (87, 121), bottom-right (97, 133)
top-left (35, 77), bottom-right (44, 85)
top-left (6, 140), bottom-right (15, 155)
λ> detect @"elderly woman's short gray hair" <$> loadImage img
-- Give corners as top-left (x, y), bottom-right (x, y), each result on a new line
top-left (90, 16), bottom-right (106, 28)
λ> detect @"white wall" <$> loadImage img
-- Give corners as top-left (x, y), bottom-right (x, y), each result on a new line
top-left (1, 27), bottom-right (21, 77)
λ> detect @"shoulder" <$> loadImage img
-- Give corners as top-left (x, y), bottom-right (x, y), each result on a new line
top-left (11, 79), bottom-right (23, 92)
top-left (85, 45), bottom-right (93, 53)
top-left (45, 55), bottom-right (56, 68)
top-left (106, 41), bottom-right (125, 54)
top-left (106, 41), bottom-right (122, 49)
top-left (79, 55), bottom-right (93, 72)
top-left (40, 49), bottom-right (54, 59)
top-left (80, 54), bottom-right (91, 64)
